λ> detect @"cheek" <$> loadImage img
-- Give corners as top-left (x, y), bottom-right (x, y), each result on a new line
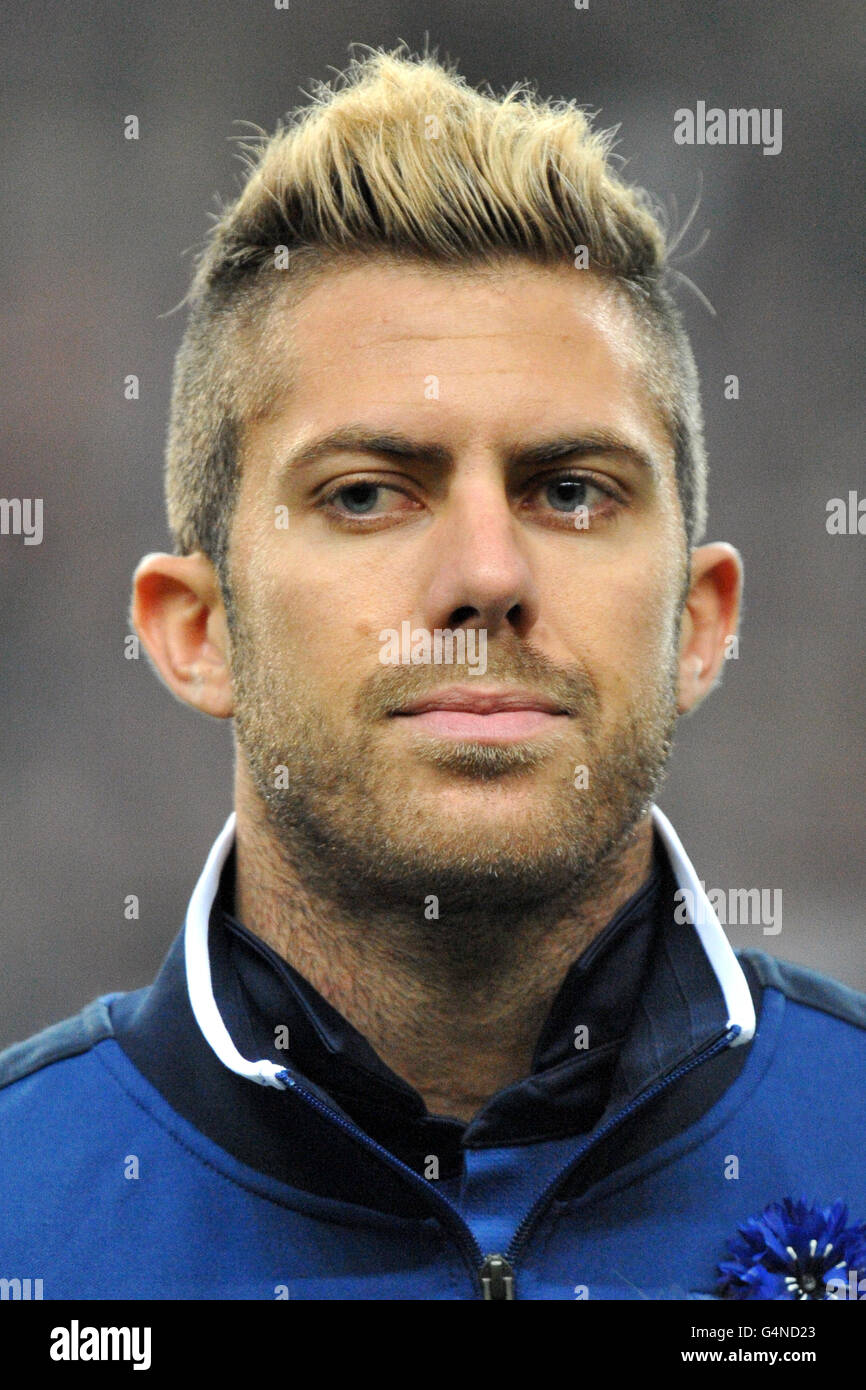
top-left (244, 546), bottom-right (392, 707)
top-left (232, 472), bottom-right (397, 697)
top-left (548, 555), bottom-right (679, 704)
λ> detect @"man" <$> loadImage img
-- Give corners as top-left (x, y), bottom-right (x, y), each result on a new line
top-left (2, 45), bottom-right (864, 1302)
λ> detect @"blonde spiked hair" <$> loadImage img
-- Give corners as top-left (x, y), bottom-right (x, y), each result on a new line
top-left (166, 43), bottom-right (708, 593)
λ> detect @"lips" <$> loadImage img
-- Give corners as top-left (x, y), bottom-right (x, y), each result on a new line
top-left (391, 687), bottom-right (570, 743)
top-left (392, 686), bottom-right (568, 717)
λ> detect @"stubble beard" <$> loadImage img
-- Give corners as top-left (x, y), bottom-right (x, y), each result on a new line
top-left (228, 602), bottom-right (681, 933)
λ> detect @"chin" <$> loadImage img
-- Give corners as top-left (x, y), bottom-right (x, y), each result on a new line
top-left (360, 844), bottom-right (588, 916)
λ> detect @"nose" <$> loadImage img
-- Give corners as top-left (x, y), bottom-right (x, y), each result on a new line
top-left (419, 473), bottom-right (540, 639)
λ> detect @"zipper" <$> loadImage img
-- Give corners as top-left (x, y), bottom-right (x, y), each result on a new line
top-left (275, 1069), bottom-right (487, 1285)
top-left (480, 1253), bottom-right (515, 1300)
top-left (504, 1024), bottom-right (740, 1270)
top-left (276, 1023), bottom-right (739, 1301)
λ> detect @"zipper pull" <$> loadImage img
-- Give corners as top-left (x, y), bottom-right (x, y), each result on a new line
top-left (480, 1253), bottom-right (515, 1300)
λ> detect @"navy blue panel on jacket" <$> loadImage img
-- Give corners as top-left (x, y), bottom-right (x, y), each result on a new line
top-left (112, 830), bottom-right (678, 1179)
top-left (1, 805), bottom-right (864, 1300)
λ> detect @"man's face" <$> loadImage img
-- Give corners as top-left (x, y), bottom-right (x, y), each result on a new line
top-left (225, 258), bottom-right (688, 912)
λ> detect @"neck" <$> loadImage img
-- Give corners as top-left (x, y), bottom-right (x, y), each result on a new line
top-left (232, 784), bottom-right (655, 1123)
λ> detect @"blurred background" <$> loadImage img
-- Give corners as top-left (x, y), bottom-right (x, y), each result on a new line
top-left (1, 0), bottom-right (863, 1046)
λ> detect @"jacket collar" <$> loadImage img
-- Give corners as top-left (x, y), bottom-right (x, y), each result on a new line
top-left (184, 806), bottom-right (755, 1096)
top-left (650, 805), bottom-right (755, 1045)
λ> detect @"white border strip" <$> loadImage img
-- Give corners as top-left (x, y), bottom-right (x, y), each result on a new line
top-left (651, 805), bottom-right (755, 1044)
top-left (184, 811), bottom-right (288, 1088)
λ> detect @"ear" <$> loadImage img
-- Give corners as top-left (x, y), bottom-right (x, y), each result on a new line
top-left (130, 552), bottom-right (234, 718)
top-left (676, 543), bottom-right (743, 715)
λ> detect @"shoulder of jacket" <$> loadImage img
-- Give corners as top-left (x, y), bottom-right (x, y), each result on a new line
top-left (738, 949), bottom-right (866, 1032)
top-left (0, 995), bottom-right (120, 1092)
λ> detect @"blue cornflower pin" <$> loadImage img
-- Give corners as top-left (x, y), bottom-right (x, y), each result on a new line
top-left (718, 1196), bottom-right (866, 1300)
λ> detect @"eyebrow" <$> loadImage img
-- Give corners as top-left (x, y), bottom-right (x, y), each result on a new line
top-left (276, 424), bottom-right (660, 480)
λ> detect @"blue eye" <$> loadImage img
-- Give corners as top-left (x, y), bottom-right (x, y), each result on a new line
top-left (545, 477), bottom-right (589, 512)
top-left (319, 477), bottom-right (420, 524)
top-left (338, 483), bottom-right (381, 514)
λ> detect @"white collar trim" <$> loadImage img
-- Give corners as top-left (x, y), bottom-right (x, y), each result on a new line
top-left (650, 804), bottom-right (755, 1045)
top-left (184, 805), bottom-right (755, 1088)
top-left (183, 811), bottom-right (287, 1089)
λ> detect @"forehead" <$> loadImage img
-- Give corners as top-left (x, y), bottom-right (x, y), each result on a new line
top-left (244, 257), bottom-right (673, 472)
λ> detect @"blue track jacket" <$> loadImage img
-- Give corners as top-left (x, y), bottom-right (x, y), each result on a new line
top-left (1, 806), bottom-right (865, 1300)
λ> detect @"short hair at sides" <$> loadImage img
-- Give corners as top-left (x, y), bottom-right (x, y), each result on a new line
top-left (165, 43), bottom-right (709, 596)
